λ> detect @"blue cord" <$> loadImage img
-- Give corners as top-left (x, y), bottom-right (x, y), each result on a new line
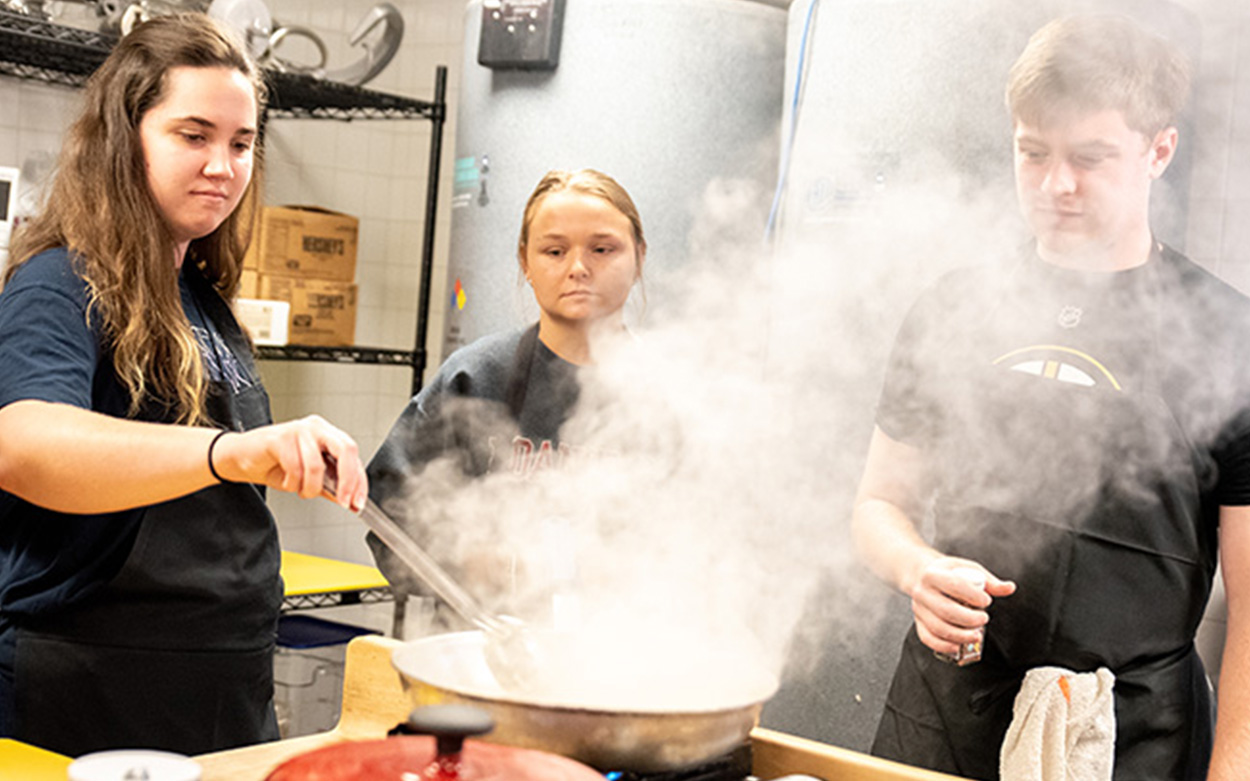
top-left (764, 0), bottom-right (821, 245)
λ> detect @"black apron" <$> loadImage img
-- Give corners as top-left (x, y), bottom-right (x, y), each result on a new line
top-left (506, 323), bottom-right (542, 422)
top-left (873, 254), bottom-right (1217, 779)
top-left (12, 274), bottom-right (282, 758)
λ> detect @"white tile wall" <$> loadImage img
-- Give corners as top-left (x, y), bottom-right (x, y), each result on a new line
top-left (1183, 3), bottom-right (1250, 687)
top-left (0, 78), bottom-right (79, 222)
top-left (1183, 2), bottom-right (1250, 285)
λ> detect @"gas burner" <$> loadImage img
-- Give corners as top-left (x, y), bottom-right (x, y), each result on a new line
top-left (603, 743), bottom-right (752, 781)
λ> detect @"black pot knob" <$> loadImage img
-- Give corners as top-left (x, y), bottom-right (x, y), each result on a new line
top-left (403, 704), bottom-right (495, 757)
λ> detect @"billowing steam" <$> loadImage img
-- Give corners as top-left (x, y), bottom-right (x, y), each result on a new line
top-left (376, 0), bottom-right (1241, 729)
top-left (376, 163), bottom-right (1028, 702)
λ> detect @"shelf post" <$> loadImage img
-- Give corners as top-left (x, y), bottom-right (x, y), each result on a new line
top-left (411, 65), bottom-right (447, 398)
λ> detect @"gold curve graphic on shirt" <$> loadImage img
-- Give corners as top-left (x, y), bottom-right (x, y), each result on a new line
top-left (992, 344), bottom-right (1123, 392)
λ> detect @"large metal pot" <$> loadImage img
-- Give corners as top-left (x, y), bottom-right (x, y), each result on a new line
top-left (391, 630), bottom-right (778, 773)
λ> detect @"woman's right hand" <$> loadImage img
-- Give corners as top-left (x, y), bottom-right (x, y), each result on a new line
top-left (909, 557), bottom-right (1016, 658)
top-left (209, 414), bottom-right (368, 513)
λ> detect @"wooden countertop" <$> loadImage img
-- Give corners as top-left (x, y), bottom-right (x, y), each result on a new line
top-left (751, 728), bottom-right (968, 781)
top-left (194, 634), bottom-right (967, 781)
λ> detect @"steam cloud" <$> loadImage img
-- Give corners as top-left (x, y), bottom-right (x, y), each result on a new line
top-left (378, 164), bottom-right (1026, 700)
top-left (378, 0), bottom-right (1241, 721)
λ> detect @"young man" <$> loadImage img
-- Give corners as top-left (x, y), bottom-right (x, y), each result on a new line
top-left (852, 14), bottom-right (1250, 779)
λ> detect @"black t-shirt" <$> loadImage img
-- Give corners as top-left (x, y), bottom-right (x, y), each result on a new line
top-left (880, 244), bottom-right (1250, 509)
top-left (885, 242), bottom-right (1250, 644)
top-left (878, 243), bottom-right (1250, 665)
top-left (870, 244), bottom-right (1250, 777)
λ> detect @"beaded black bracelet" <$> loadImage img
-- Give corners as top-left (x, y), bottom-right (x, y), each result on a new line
top-left (207, 429), bottom-right (231, 484)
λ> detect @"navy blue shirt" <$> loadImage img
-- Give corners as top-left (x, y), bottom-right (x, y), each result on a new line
top-left (0, 248), bottom-right (253, 624)
top-left (0, 248), bottom-right (283, 754)
top-left (0, 249), bottom-right (144, 622)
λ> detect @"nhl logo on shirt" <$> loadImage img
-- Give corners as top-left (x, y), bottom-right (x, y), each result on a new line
top-left (1057, 305), bottom-right (1083, 329)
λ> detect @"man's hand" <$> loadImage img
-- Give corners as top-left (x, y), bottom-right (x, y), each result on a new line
top-left (910, 557), bottom-right (1016, 658)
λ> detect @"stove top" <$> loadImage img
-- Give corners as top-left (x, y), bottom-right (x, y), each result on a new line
top-left (603, 743), bottom-right (752, 781)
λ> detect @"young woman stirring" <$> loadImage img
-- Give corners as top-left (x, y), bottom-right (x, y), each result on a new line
top-left (0, 14), bottom-right (367, 756)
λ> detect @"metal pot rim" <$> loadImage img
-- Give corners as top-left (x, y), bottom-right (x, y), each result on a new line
top-left (391, 630), bottom-right (779, 713)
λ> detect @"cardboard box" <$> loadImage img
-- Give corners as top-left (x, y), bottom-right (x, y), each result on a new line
top-left (235, 298), bottom-right (290, 346)
top-left (238, 268), bottom-right (259, 299)
top-left (244, 205), bottom-right (358, 281)
top-left (260, 274), bottom-right (357, 347)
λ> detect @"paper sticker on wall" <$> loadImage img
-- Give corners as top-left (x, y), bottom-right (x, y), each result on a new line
top-left (451, 154), bottom-right (489, 209)
top-left (452, 278), bottom-right (467, 311)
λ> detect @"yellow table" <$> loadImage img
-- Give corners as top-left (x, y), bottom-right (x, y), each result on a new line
top-left (280, 551), bottom-right (404, 636)
top-left (0, 738), bottom-right (71, 780)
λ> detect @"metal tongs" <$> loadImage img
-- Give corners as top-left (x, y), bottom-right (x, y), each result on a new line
top-left (322, 466), bottom-right (540, 691)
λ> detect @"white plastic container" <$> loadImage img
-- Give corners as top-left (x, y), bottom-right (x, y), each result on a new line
top-left (68, 750), bottom-right (201, 781)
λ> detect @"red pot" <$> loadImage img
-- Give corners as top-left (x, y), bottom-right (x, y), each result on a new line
top-left (264, 734), bottom-right (604, 781)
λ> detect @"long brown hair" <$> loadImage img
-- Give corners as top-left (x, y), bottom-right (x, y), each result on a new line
top-left (6, 13), bottom-right (266, 424)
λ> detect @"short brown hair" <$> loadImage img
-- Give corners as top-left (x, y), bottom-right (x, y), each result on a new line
top-left (1006, 14), bottom-right (1191, 137)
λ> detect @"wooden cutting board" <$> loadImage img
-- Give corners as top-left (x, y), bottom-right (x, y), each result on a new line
top-left (195, 635), bottom-right (410, 780)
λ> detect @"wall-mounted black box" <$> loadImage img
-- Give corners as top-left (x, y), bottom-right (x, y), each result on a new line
top-left (478, 0), bottom-right (566, 70)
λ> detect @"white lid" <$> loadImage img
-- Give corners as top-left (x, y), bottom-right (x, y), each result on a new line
top-left (68, 750), bottom-right (202, 781)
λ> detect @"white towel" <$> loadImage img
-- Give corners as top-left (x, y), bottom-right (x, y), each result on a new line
top-left (999, 666), bottom-right (1116, 781)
